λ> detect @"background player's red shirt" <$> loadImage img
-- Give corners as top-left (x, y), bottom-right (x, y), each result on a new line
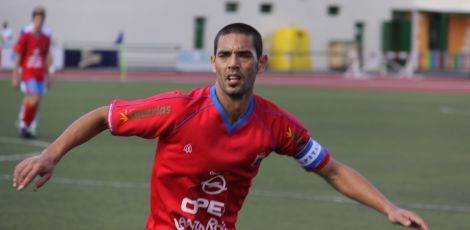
top-left (14, 31), bottom-right (50, 81)
top-left (108, 86), bottom-right (330, 230)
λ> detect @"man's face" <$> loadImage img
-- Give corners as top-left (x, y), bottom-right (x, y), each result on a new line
top-left (32, 15), bottom-right (44, 32)
top-left (211, 33), bottom-right (267, 99)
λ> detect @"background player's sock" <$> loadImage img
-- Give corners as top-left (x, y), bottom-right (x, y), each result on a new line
top-left (22, 103), bottom-right (38, 127)
top-left (30, 111), bottom-right (40, 135)
top-left (18, 104), bottom-right (25, 126)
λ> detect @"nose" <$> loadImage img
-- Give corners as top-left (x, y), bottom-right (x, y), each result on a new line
top-left (227, 53), bottom-right (240, 70)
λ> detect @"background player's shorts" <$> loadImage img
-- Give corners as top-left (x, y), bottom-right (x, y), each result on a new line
top-left (21, 79), bottom-right (47, 95)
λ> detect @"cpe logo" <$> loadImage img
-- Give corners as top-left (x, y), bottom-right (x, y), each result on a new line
top-left (180, 173), bottom-right (228, 217)
top-left (202, 174), bottom-right (227, 195)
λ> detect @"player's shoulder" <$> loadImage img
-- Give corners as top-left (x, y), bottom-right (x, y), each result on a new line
top-left (156, 86), bottom-right (210, 100)
top-left (112, 86), bottom-right (211, 116)
top-left (20, 24), bottom-right (52, 37)
top-left (253, 94), bottom-right (290, 116)
top-left (185, 85), bottom-right (212, 98)
top-left (144, 86), bottom-right (211, 104)
top-left (253, 93), bottom-right (304, 127)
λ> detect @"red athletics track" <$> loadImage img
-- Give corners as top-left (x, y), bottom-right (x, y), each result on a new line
top-left (1, 70), bottom-right (470, 94)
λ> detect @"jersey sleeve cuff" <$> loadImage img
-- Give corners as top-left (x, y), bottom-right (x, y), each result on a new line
top-left (108, 100), bottom-right (117, 135)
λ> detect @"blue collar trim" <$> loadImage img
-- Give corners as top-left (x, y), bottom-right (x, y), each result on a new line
top-left (210, 85), bottom-right (254, 134)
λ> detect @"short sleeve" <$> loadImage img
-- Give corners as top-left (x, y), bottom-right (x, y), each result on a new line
top-left (274, 112), bottom-right (330, 173)
top-left (46, 36), bottom-right (51, 53)
top-left (14, 34), bottom-right (27, 56)
top-left (107, 92), bottom-right (179, 139)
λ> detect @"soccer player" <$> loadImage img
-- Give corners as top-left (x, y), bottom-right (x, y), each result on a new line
top-left (12, 5), bottom-right (52, 138)
top-left (13, 23), bottom-right (428, 230)
top-left (1, 21), bottom-right (14, 47)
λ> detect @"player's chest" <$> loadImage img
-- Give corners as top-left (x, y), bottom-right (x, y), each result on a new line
top-left (158, 114), bottom-right (272, 173)
top-left (26, 36), bottom-right (48, 53)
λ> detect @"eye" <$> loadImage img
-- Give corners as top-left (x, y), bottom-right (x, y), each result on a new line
top-left (238, 52), bottom-right (253, 58)
top-left (217, 51), bottom-right (230, 58)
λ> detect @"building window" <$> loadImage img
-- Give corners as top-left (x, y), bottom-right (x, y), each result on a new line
top-left (194, 17), bottom-right (206, 49)
top-left (392, 10), bottom-right (411, 20)
top-left (226, 2), bottom-right (239, 13)
top-left (328, 5), bottom-right (340, 16)
top-left (260, 3), bottom-right (273, 14)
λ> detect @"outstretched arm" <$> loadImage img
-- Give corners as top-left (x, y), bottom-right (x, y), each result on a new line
top-left (12, 54), bottom-right (21, 90)
top-left (13, 106), bottom-right (109, 191)
top-left (317, 159), bottom-right (428, 230)
top-left (46, 51), bottom-right (54, 90)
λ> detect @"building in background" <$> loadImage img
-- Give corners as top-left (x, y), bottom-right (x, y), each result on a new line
top-left (1, 0), bottom-right (469, 73)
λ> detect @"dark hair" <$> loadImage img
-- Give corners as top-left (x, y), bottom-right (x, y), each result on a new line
top-left (214, 23), bottom-right (263, 59)
top-left (32, 6), bottom-right (46, 19)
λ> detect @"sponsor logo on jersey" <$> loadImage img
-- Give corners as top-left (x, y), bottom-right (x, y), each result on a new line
top-left (183, 144), bottom-right (193, 154)
top-left (174, 217), bottom-right (227, 230)
top-left (120, 112), bottom-right (129, 122)
top-left (181, 197), bottom-right (225, 217)
top-left (286, 127), bottom-right (294, 138)
top-left (180, 173), bottom-right (228, 218)
top-left (119, 106), bottom-right (171, 122)
top-left (26, 48), bottom-right (44, 69)
top-left (202, 173), bottom-right (227, 195)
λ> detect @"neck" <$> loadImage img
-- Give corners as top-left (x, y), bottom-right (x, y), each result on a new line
top-left (215, 86), bottom-right (252, 125)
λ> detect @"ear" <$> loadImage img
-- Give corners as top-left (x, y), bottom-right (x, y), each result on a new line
top-left (256, 55), bottom-right (268, 74)
top-left (210, 55), bottom-right (217, 73)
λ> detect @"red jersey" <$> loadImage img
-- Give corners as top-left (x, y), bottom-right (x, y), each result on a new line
top-left (108, 86), bottom-right (330, 230)
top-left (14, 29), bottom-right (50, 81)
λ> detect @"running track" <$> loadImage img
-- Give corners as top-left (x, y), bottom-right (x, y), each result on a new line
top-left (1, 70), bottom-right (470, 94)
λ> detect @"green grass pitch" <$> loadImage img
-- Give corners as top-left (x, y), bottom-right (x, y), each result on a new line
top-left (0, 79), bottom-right (469, 229)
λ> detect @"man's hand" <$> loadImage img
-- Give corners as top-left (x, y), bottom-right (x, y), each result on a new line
top-left (12, 72), bottom-right (20, 91)
top-left (46, 75), bottom-right (53, 90)
top-left (12, 54), bottom-right (21, 91)
top-left (12, 107), bottom-right (109, 192)
top-left (387, 207), bottom-right (429, 230)
top-left (13, 154), bottom-right (55, 191)
top-left (317, 159), bottom-right (428, 230)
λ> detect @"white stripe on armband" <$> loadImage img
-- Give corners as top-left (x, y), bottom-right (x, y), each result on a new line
top-left (294, 138), bottom-right (327, 170)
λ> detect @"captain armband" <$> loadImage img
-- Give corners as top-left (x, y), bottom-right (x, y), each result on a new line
top-left (294, 138), bottom-right (330, 172)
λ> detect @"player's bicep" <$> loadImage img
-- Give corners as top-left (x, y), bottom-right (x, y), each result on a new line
top-left (107, 96), bottom-right (175, 139)
top-left (14, 34), bottom-right (26, 55)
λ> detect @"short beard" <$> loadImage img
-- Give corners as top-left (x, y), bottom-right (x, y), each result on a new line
top-left (227, 91), bottom-right (244, 100)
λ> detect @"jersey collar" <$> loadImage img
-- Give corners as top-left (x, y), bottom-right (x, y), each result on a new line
top-left (210, 85), bottom-right (255, 134)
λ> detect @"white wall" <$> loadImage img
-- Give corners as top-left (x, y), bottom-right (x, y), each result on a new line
top-left (0, 0), bottom-right (421, 69)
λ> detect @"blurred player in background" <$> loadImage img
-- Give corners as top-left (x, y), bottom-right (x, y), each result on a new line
top-left (12, 5), bottom-right (52, 138)
top-left (1, 21), bottom-right (14, 47)
top-left (13, 23), bottom-right (428, 230)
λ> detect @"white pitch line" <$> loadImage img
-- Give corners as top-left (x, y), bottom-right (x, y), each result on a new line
top-left (1, 174), bottom-right (469, 213)
top-left (250, 189), bottom-right (470, 213)
top-left (2, 136), bottom-right (469, 213)
top-left (0, 174), bottom-right (149, 189)
top-left (0, 136), bottom-right (50, 162)
top-left (0, 136), bottom-right (51, 148)
top-left (439, 106), bottom-right (470, 116)
top-left (0, 152), bottom-right (39, 162)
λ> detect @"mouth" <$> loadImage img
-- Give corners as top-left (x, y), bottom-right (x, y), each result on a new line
top-left (226, 73), bottom-right (242, 86)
